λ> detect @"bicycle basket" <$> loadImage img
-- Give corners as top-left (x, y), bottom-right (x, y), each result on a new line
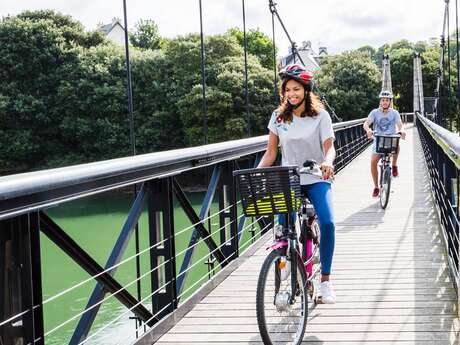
top-left (233, 166), bottom-right (301, 217)
top-left (375, 135), bottom-right (400, 154)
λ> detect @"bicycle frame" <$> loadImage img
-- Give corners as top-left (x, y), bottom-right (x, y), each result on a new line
top-left (268, 195), bottom-right (321, 299)
top-left (378, 151), bottom-right (394, 209)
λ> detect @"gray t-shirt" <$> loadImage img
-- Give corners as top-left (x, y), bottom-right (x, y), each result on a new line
top-left (267, 109), bottom-right (335, 185)
top-left (367, 108), bottom-right (402, 135)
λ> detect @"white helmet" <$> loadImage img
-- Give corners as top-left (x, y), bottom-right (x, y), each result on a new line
top-left (379, 90), bottom-right (393, 99)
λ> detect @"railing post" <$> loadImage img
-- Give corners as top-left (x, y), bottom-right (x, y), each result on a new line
top-left (218, 161), bottom-right (239, 262)
top-left (148, 178), bottom-right (177, 322)
top-left (0, 213), bottom-right (44, 345)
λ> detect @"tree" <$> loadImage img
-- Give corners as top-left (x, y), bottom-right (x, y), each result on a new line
top-left (227, 28), bottom-right (276, 70)
top-left (0, 10), bottom-right (107, 173)
top-left (356, 45), bottom-right (376, 60)
top-left (130, 19), bottom-right (161, 50)
top-left (16, 10), bottom-right (105, 48)
top-left (421, 44), bottom-right (440, 99)
top-left (0, 12), bottom-right (277, 174)
top-left (130, 49), bottom-right (185, 153)
top-left (316, 51), bottom-right (381, 121)
top-left (170, 33), bottom-right (274, 145)
top-left (54, 44), bottom-right (131, 166)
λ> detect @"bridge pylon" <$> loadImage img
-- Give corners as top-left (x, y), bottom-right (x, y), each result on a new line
top-left (381, 54), bottom-right (393, 93)
top-left (413, 53), bottom-right (424, 124)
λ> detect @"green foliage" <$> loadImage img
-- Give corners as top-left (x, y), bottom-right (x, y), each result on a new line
top-left (385, 40), bottom-right (446, 114)
top-left (316, 51), bottom-right (380, 120)
top-left (227, 27), bottom-right (276, 69)
top-left (0, 10), bottom-right (108, 173)
top-left (356, 45), bottom-right (376, 60)
top-left (171, 34), bottom-right (274, 145)
top-left (390, 39), bottom-right (413, 51)
top-left (15, 9), bottom-right (106, 48)
top-left (352, 40), bottom-right (445, 116)
top-left (130, 19), bottom-right (161, 50)
top-left (0, 11), bottom-right (276, 175)
top-left (5, 10), bottom-right (454, 176)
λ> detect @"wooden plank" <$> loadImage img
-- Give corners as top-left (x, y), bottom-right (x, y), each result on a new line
top-left (178, 315), bottom-right (459, 326)
top-left (169, 323), bottom-right (458, 333)
top-left (155, 342), bottom-right (454, 345)
top-left (214, 287), bottom-right (455, 296)
top-left (155, 341), bottom-right (457, 345)
top-left (156, 331), bottom-right (456, 342)
top-left (200, 295), bottom-right (456, 303)
top-left (185, 308), bottom-right (457, 317)
top-left (192, 302), bottom-right (457, 311)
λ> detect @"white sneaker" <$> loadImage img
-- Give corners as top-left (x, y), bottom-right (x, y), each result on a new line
top-left (279, 257), bottom-right (291, 281)
top-left (320, 281), bottom-right (336, 304)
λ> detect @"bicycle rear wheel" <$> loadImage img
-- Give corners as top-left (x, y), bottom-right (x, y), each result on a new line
top-left (256, 248), bottom-right (308, 345)
top-left (380, 166), bottom-right (392, 209)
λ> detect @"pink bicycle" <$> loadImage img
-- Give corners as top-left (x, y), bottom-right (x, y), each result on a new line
top-left (234, 161), bottom-right (322, 345)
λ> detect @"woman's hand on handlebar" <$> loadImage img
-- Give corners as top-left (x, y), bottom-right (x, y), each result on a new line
top-left (320, 161), bottom-right (334, 180)
top-left (398, 131), bottom-right (406, 140)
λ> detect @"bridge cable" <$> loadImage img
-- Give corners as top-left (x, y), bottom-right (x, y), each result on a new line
top-left (435, 4), bottom-right (449, 125)
top-left (121, 1), bottom-right (144, 337)
top-left (455, 0), bottom-right (460, 134)
top-left (447, 0), bottom-right (453, 130)
top-left (241, 0), bottom-right (251, 137)
top-left (268, 0), bottom-right (342, 122)
top-left (198, 0), bottom-right (208, 145)
top-left (270, 1), bottom-right (278, 102)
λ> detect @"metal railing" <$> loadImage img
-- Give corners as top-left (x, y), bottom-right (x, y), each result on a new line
top-left (400, 112), bottom-right (415, 124)
top-left (0, 118), bottom-right (369, 345)
top-left (416, 113), bottom-right (459, 291)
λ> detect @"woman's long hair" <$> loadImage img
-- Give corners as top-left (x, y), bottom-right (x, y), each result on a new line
top-left (277, 78), bottom-right (324, 123)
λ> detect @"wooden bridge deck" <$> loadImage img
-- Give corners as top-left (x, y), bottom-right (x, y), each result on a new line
top-left (154, 126), bottom-right (459, 344)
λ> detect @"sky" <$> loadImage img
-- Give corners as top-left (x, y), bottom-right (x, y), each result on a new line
top-left (1, 0), bottom-right (447, 55)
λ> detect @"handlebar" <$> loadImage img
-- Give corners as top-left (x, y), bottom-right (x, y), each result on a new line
top-left (368, 131), bottom-right (404, 140)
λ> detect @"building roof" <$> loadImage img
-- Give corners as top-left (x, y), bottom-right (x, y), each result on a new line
top-left (97, 18), bottom-right (124, 35)
top-left (279, 41), bottom-right (326, 72)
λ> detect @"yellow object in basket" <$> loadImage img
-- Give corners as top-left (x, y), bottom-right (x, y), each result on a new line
top-left (244, 190), bottom-right (300, 216)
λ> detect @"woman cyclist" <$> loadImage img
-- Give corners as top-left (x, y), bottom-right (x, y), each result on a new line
top-left (257, 64), bottom-right (337, 304)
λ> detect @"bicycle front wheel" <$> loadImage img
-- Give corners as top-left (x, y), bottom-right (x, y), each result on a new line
top-left (380, 166), bottom-right (392, 209)
top-left (256, 248), bottom-right (308, 345)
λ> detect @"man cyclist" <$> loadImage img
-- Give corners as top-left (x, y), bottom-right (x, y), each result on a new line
top-left (363, 90), bottom-right (406, 198)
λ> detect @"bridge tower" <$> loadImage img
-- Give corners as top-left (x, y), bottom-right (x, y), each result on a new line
top-left (381, 54), bottom-right (393, 93)
top-left (413, 53), bottom-right (424, 123)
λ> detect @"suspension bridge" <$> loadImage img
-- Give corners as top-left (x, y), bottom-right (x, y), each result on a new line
top-left (0, 1), bottom-right (459, 345)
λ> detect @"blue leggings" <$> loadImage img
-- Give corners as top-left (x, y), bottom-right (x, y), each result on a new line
top-left (278, 182), bottom-right (335, 275)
